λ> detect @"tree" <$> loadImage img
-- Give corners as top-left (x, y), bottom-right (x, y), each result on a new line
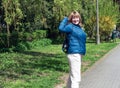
top-left (2, 0), bottom-right (23, 47)
top-left (84, 0), bottom-right (120, 41)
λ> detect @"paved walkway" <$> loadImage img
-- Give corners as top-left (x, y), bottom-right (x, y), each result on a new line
top-left (80, 44), bottom-right (120, 88)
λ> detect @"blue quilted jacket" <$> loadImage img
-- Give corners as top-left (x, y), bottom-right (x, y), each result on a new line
top-left (58, 17), bottom-right (86, 55)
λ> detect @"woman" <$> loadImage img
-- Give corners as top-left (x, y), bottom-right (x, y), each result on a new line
top-left (58, 11), bottom-right (86, 88)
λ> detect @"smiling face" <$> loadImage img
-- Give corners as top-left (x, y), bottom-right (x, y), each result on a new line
top-left (72, 16), bottom-right (80, 25)
top-left (68, 11), bottom-right (82, 26)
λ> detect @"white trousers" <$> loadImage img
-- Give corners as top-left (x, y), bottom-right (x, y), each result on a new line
top-left (67, 54), bottom-right (82, 88)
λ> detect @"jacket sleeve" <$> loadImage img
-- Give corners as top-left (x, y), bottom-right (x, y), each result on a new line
top-left (58, 17), bottom-right (72, 33)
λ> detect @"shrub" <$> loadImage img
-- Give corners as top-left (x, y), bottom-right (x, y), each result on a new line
top-left (30, 38), bottom-right (52, 48)
top-left (85, 16), bottom-right (115, 41)
top-left (13, 42), bottom-right (30, 52)
top-left (0, 33), bottom-right (7, 47)
top-left (32, 30), bottom-right (47, 40)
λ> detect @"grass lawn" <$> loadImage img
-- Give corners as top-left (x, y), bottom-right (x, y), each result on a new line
top-left (0, 39), bottom-right (119, 88)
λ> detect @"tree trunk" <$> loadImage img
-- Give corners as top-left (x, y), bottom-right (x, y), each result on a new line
top-left (6, 24), bottom-right (10, 48)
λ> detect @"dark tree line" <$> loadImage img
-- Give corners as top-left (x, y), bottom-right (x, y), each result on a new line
top-left (0, 0), bottom-right (120, 50)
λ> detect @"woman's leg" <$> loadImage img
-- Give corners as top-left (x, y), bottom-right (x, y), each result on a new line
top-left (67, 54), bottom-right (82, 88)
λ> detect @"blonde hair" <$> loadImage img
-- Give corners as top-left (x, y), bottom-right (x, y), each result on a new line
top-left (68, 11), bottom-right (82, 26)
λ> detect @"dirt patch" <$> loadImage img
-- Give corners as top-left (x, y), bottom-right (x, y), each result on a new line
top-left (54, 73), bottom-right (68, 88)
top-left (81, 61), bottom-right (91, 72)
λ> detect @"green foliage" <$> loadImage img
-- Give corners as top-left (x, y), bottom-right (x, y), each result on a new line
top-left (2, 0), bottom-right (23, 48)
top-left (0, 33), bottom-right (7, 47)
top-left (29, 38), bottom-right (52, 49)
top-left (0, 0), bottom-right (120, 50)
top-left (32, 30), bottom-right (47, 39)
top-left (81, 0), bottom-right (96, 22)
top-left (22, 32), bottom-right (33, 41)
top-left (18, 30), bottom-right (47, 41)
top-left (84, 0), bottom-right (120, 41)
top-left (13, 38), bottom-right (52, 52)
top-left (53, 0), bottom-right (82, 21)
top-left (85, 16), bottom-right (115, 40)
top-left (2, 0), bottom-right (23, 28)
top-left (0, 53), bottom-right (15, 70)
top-left (13, 42), bottom-right (30, 52)
top-left (19, 0), bottom-right (52, 30)
top-left (0, 30), bottom-right (48, 52)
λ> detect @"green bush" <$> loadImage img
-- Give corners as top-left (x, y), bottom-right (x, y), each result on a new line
top-left (13, 38), bottom-right (52, 51)
top-left (21, 30), bottom-right (47, 41)
top-left (30, 38), bottom-right (52, 48)
top-left (0, 33), bottom-right (7, 47)
top-left (32, 30), bottom-right (47, 39)
top-left (85, 16), bottom-right (115, 41)
top-left (14, 43), bottom-right (27, 51)
top-left (22, 32), bottom-right (33, 41)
